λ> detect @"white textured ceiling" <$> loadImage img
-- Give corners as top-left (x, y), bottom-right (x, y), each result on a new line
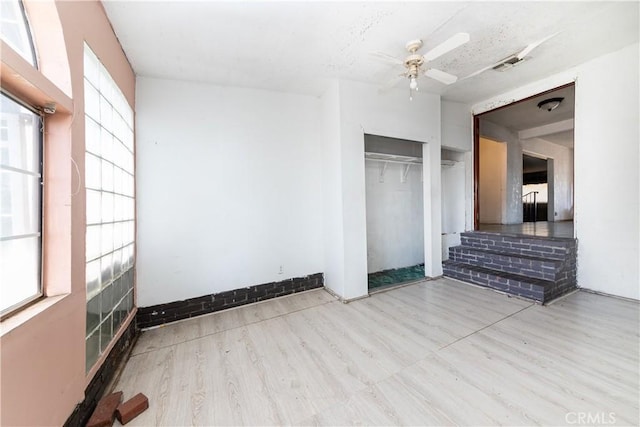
top-left (481, 85), bottom-right (575, 148)
top-left (480, 85), bottom-right (575, 131)
top-left (102, 1), bottom-right (639, 104)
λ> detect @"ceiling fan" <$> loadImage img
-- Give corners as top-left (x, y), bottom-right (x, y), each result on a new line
top-left (462, 32), bottom-right (559, 80)
top-left (370, 32), bottom-right (470, 98)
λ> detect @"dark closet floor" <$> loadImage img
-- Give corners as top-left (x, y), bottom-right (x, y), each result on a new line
top-left (368, 264), bottom-right (425, 290)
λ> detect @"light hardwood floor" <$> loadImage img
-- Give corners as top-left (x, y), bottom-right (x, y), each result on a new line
top-left (115, 278), bottom-right (639, 426)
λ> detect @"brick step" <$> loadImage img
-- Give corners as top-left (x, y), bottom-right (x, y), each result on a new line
top-left (460, 231), bottom-right (576, 260)
top-left (448, 246), bottom-right (563, 281)
top-left (443, 260), bottom-right (556, 303)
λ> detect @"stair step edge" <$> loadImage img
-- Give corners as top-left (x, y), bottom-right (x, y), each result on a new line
top-left (446, 257), bottom-right (561, 282)
top-left (443, 261), bottom-right (555, 288)
top-left (456, 240), bottom-right (572, 260)
top-left (449, 246), bottom-right (566, 264)
top-left (443, 261), bottom-right (549, 302)
top-left (460, 231), bottom-right (577, 244)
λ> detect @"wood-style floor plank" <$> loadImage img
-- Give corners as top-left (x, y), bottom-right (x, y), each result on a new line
top-left (133, 289), bottom-right (335, 355)
top-left (114, 279), bottom-right (639, 426)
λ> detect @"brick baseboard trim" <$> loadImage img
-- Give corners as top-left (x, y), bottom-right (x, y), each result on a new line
top-left (136, 272), bottom-right (324, 329)
top-left (64, 319), bottom-right (139, 427)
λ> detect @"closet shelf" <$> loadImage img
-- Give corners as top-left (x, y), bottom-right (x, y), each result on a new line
top-left (364, 152), bottom-right (423, 165)
top-left (365, 152), bottom-right (423, 183)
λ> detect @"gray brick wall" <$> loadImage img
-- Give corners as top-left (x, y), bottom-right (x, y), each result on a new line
top-left (137, 273), bottom-right (323, 328)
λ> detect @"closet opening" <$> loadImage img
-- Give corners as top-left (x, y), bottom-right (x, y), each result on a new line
top-left (441, 148), bottom-right (466, 260)
top-left (364, 134), bottom-right (425, 292)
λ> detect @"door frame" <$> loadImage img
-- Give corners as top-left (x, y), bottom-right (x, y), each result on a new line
top-left (472, 82), bottom-right (575, 230)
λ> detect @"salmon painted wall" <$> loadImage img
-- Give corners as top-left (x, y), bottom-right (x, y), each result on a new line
top-left (0, 1), bottom-right (135, 425)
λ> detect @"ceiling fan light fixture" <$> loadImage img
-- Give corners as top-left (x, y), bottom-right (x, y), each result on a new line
top-left (537, 97), bottom-right (564, 112)
top-left (372, 33), bottom-right (469, 98)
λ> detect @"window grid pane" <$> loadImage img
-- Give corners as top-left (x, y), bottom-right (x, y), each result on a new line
top-left (0, 0), bottom-right (37, 67)
top-left (84, 43), bottom-right (135, 372)
top-left (0, 93), bottom-right (42, 316)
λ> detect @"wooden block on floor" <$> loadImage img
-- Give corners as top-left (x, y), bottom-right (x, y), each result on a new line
top-left (86, 391), bottom-right (123, 427)
top-left (115, 393), bottom-right (149, 425)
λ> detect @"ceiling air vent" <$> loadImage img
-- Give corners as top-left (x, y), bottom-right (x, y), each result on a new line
top-left (492, 55), bottom-right (524, 72)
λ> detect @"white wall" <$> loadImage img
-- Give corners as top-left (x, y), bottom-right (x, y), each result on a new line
top-left (442, 100), bottom-right (474, 232)
top-left (479, 138), bottom-right (507, 223)
top-left (341, 81), bottom-right (441, 294)
top-left (441, 160), bottom-right (465, 260)
top-left (320, 80), bottom-right (441, 300)
top-left (573, 43), bottom-right (639, 299)
top-left (320, 81), bottom-right (346, 298)
top-left (365, 161), bottom-right (424, 273)
top-left (442, 100), bottom-right (472, 152)
top-left (473, 42), bottom-right (639, 300)
top-left (135, 77), bottom-right (324, 306)
top-left (522, 137), bottom-right (574, 221)
top-left (480, 120), bottom-right (523, 224)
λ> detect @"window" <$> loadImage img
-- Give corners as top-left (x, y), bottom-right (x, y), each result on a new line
top-left (0, 93), bottom-right (43, 315)
top-left (84, 44), bottom-right (135, 372)
top-left (0, 0), bottom-right (37, 66)
top-left (0, 0), bottom-right (42, 317)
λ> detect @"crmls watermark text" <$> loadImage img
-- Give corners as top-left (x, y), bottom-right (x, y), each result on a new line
top-left (565, 412), bottom-right (616, 425)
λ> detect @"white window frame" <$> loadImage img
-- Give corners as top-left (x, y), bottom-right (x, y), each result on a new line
top-left (0, 91), bottom-right (44, 317)
top-left (0, 0), bottom-right (43, 318)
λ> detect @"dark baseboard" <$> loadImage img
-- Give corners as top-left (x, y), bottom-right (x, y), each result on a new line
top-left (136, 272), bottom-right (324, 329)
top-left (64, 319), bottom-right (139, 427)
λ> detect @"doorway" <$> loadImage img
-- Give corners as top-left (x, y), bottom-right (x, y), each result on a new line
top-left (473, 83), bottom-right (575, 237)
top-left (363, 134), bottom-right (425, 291)
top-left (522, 154), bottom-right (549, 222)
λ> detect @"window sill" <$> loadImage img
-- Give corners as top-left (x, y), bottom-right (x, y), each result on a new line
top-left (0, 294), bottom-right (70, 337)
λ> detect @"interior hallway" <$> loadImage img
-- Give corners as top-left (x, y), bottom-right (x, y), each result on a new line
top-left (478, 220), bottom-right (574, 238)
top-left (114, 278), bottom-right (638, 426)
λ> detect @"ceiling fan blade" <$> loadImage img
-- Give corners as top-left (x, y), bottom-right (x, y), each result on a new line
top-left (369, 51), bottom-right (404, 65)
top-left (424, 68), bottom-right (458, 85)
top-left (378, 75), bottom-right (405, 93)
top-left (516, 32), bottom-right (560, 60)
top-left (460, 62), bottom-right (499, 80)
top-left (423, 32), bottom-right (470, 62)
